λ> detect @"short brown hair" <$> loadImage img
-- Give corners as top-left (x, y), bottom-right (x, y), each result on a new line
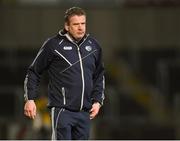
top-left (64, 7), bottom-right (86, 24)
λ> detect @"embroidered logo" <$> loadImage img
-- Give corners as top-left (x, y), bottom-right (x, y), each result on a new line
top-left (63, 46), bottom-right (72, 50)
top-left (85, 46), bottom-right (92, 52)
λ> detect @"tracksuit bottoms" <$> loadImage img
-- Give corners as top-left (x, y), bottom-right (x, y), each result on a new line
top-left (51, 107), bottom-right (91, 140)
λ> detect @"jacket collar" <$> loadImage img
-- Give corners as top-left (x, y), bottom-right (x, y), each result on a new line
top-left (58, 29), bottom-right (89, 45)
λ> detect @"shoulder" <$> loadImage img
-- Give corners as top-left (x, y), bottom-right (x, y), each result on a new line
top-left (87, 35), bottom-right (102, 52)
top-left (87, 35), bottom-right (99, 44)
top-left (87, 35), bottom-right (101, 48)
top-left (45, 34), bottom-right (60, 45)
top-left (42, 34), bottom-right (61, 50)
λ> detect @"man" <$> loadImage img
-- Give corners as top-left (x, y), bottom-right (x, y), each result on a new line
top-left (24, 7), bottom-right (105, 140)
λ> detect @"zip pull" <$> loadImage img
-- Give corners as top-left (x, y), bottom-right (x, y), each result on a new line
top-left (62, 87), bottom-right (66, 105)
top-left (77, 46), bottom-right (80, 51)
top-left (77, 46), bottom-right (82, 55)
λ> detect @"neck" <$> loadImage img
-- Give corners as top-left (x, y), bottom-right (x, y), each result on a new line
top-left (68, 33), bottom-right (82, 42)
top-left (66, 33), bottom-right (85, 46)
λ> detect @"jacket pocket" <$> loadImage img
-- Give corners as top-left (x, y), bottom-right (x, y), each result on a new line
top-left (62, 87), bottom-right (66, 105)
top-left (55, 49), bottom-right (72, 66)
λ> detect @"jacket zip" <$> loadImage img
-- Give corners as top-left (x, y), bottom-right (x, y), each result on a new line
top-left (64, 33), bottom-right (88, 111)
top-left (77, 47), bottom-right (85, 110)
top-left (62, 87), bottom-right (66, 105)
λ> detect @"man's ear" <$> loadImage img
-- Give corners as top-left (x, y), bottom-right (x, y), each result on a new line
top-left (64, 23), bottom-right (69, 31)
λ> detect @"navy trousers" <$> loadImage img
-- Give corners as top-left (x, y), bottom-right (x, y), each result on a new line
top-left (51, 107), bottom-right (91, 140)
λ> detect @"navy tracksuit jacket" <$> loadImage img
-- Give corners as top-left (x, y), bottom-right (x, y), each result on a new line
top-left (24, 30), bottom-right (105, 139)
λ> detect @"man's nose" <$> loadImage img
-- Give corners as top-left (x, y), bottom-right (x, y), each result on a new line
top-left (78, 24), bottom-right (84, 29)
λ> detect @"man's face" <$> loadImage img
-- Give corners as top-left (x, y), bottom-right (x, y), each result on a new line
top-left (65, 15), bottom-right (86, 40)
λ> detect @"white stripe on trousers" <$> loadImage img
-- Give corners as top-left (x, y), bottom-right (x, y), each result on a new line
top-left (51, 107), bottom-right (64, 140)
top-left (51, 107), bottom-right (56, 140)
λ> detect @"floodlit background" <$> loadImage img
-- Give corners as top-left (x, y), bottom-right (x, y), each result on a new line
top-left (1, 0), bottom-right (180, 139)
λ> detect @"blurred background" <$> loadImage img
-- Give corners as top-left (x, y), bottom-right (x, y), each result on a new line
top-left (1, 0), bottom-right (180, 139)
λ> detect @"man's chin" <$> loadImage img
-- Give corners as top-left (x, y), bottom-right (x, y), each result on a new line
top-left (76, 36), bottom-right (83, 40)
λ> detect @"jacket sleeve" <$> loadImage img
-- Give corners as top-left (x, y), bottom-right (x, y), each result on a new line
top-left (91, 47), bottom-right (105, 105)
top-left (24, 39), bottom-right (53, 101)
